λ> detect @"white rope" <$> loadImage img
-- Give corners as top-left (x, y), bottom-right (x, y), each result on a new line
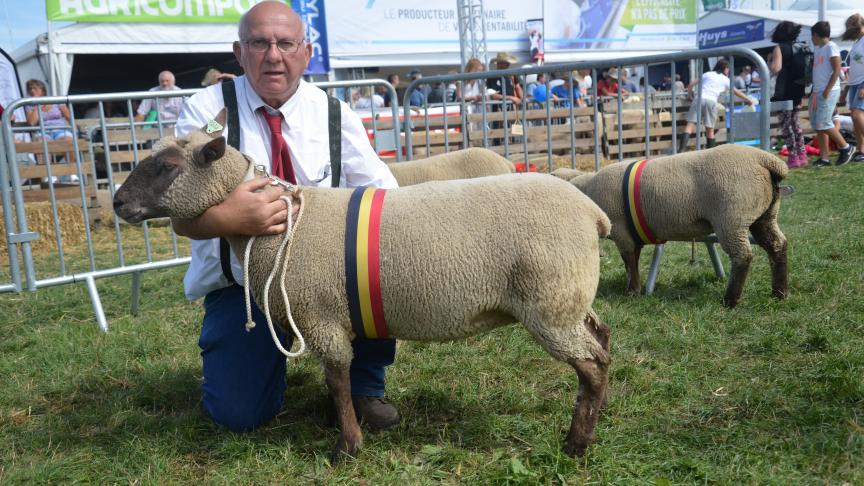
top-left (243, 192), bottom-right (307, 359)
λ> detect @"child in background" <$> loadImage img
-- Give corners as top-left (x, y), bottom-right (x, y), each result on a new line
top-left (810, 21), bottom-right (855, 167)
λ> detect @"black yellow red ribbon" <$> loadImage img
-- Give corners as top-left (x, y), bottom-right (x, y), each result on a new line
top-left (622, 159), bottom-right (665, 245)
top-left (345, 187), bottom-right (389, 339)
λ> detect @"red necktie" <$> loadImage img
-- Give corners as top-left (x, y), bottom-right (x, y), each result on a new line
top-left (258, 107), bottom-right (296, 184)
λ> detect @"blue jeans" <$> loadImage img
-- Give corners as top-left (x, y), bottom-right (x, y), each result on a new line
top-left (199, 284), bottom-right (396, 432)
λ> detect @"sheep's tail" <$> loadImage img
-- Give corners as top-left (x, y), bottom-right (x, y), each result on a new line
top-left (757, 152), bottom-right (789, 183)
top-left (757, 152), bottom-right (788, 211)
top-left (594, 206), bottom-right (612, 239)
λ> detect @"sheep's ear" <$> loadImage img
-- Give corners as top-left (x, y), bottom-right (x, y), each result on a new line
top-left (201, 108), bottom-right (228, 138)
top-left (200, 137), bottom-right (226, 166)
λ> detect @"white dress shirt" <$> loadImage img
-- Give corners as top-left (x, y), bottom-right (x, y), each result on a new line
top-left (175, 76), bottom-right (398, 301)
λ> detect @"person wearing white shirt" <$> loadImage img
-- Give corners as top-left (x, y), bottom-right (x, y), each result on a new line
top-left (809, 21), bottom-right (854, 167)
top-left (134, 70), bottom-right (184, 124)
top-left (172, 1), bottom-right (400, 434)
top-left (841, 13), bottom-right (864, 162)
top-left (678, 58), bottom-right (753, 152)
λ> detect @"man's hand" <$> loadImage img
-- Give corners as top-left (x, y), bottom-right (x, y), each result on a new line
top-left (172, 177), bottom-right (290, 239)
top-left (218, 177), bottom-right (291, 235)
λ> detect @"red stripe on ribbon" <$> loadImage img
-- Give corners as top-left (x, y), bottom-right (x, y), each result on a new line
top-left (367, 189), bottom-right (388, 338)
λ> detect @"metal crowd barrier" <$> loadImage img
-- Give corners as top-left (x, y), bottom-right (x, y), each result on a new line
top-left (1, 79), bottom-right (401, 330)
top-left (402, 46), bottom-right (772, 169)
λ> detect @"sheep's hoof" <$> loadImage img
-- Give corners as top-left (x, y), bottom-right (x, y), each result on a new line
top-left (330, 438), bottom-right (361, 465)
top-left (722, 297), bottom-right (740, 308)
top-left (772, 288), bottom-right (788, 300)
top-left (563, 440), bottom-right (589, 458)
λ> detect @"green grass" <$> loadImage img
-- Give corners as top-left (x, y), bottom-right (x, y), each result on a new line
top-left (2, 162), bottom-right (863, 484)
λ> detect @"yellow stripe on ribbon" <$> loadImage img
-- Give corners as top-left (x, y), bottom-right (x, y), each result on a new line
top-left (355, 188), bottom-right (379, 339)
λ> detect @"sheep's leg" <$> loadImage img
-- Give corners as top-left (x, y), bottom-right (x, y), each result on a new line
top-left (564, 357), bottom-right (609, 457)
top-left (715, 228), bottom-right (753, 308)
top-left (521, 312), bottom-right (610, 457)
top-left (619, 245), bottom-right (643, 294)
top-left (750, 215), bottom-right (789, 300)
top-left (324, 364), bottom-right (363, 463)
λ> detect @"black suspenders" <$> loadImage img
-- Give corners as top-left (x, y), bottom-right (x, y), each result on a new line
top-left (217, 79), bottom-right (343, 285)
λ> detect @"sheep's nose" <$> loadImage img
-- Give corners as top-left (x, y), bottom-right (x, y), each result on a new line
top-left (113, 195), bottom-right (124, 212)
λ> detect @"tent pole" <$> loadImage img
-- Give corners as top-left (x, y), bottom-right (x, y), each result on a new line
top-left (47, 19), bottom-right (54, 95)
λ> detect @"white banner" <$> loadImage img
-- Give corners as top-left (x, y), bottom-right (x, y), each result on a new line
top-left (327, 0), bottom-right (542, 56)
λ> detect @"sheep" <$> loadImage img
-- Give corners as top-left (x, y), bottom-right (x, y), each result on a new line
top-left (386, 147), bottom-right (513, 186)
top-left (552, 144), bottom-right (788, 308)
top-left (112, 110), bottom-right (613, 462)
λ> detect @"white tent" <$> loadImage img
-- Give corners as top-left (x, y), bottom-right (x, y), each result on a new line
top-left (12, 22), bottom-right (240, 95)
top-left (698, 8), bottom-right (861, 52)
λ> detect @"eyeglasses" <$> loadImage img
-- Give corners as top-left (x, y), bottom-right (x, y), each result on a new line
top-left (244, 38), bottom-right (305, 54)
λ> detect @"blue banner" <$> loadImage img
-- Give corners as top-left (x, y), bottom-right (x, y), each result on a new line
top-left (698, 20), bottom-right (764, 49)
top-left (293, 0), bottom-right (330, 75)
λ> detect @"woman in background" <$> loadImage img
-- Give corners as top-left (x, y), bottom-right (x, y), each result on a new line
top-left (769, 21), bottom-right (807, 168)
top-left (841, 13), bottom-right (864, 162)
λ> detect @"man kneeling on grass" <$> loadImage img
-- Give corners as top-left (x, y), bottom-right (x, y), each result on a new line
top-left (810, 20), bottom-right (855, 167)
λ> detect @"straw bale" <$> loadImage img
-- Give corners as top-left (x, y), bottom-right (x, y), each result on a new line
top-left (524, 153), bottom-right (613, 173)
top-left (0, 201), bottom-right (89, 258)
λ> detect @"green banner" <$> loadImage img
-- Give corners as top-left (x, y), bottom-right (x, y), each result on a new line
top-left (621, 0), bottom-right (697, 30)
top-left (46, 0), bottom-right (279, 23)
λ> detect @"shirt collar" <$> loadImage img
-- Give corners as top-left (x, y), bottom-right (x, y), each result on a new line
top-left (241, 76), bottom-right (306, 121)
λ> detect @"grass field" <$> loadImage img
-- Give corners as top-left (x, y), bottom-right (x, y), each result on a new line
top-left (1, 161), bottom-right (863, 484)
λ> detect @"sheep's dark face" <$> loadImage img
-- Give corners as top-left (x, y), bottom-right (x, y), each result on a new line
top-left (113, 134), bottom-right (231, 223)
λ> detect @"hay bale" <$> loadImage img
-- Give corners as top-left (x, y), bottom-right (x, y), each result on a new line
top-left (0, 201), bottom-right (89, 259)
top-left (524, 154), bottom-right (613, 173)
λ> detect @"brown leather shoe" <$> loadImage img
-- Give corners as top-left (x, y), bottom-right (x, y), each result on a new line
top-left (352, 396), bottom-right (400, 430)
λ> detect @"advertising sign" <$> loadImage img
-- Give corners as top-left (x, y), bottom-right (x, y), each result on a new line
top-left (698, 19), bottom-right (764, 49)
top-left (293, 0), bottom-right (330, 74)
top-left (526, 18), bottom-right (545, 63)
top-left (326, 0), bottom-right (541, 56)
top-left (544, 0), bottom-right (698, 51)
top-left (46, 0), bottom-right (270, 23)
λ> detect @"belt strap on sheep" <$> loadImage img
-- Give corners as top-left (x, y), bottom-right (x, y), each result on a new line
top-left (622, 159), bottom-right (666, 245)
top-left (345, 187), bottom-right (390, 340)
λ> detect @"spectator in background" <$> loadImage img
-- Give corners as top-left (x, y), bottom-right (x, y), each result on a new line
top-left (24, 79), bottom-right (72, 140)
top-left (640, 78), bottom-right (656, 95)
top-left (619, 69), bottom-right (638, 93)
top-left (674, 74), bottom-right (686, 93)
top-left (809, 20), bottom-right (855, 167)
top-left (678, 58), bottom-right (753, 152)
top-left (382, 73), bottom-right (400, 107)
top-left (352, 86), bottom-right (385, 109)
top-left (551, 72), bottom-right (584, 107)
top-left (459, 57), bottom-right (486, 105)
top-left (769, 21), bottom-right (807, 168)
top-left (487, 51), bottom-right (523, 104)
top-left (406, 69), bottom-right (427, 107)
top-left (134, 70), bottom-right (184, 124)
top-left (597, 69), bottom-right (628, 97)
top-left (734, 65), bottom-right (752, 91)
top-left (841, 13), bottom-right (864, 162)
top-left (659, 74), bottom-right (673, 91)
top-left (577, 68), bottom-right (593, 97)
top-left (201, 68), bottom-right (235, 87)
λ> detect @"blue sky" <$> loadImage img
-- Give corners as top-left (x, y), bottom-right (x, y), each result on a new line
top-left (0, 0), bottom-right (65, 53)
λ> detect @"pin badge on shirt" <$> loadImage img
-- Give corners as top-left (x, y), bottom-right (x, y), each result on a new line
top-left (206, 119), bottom-right (224, 134)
